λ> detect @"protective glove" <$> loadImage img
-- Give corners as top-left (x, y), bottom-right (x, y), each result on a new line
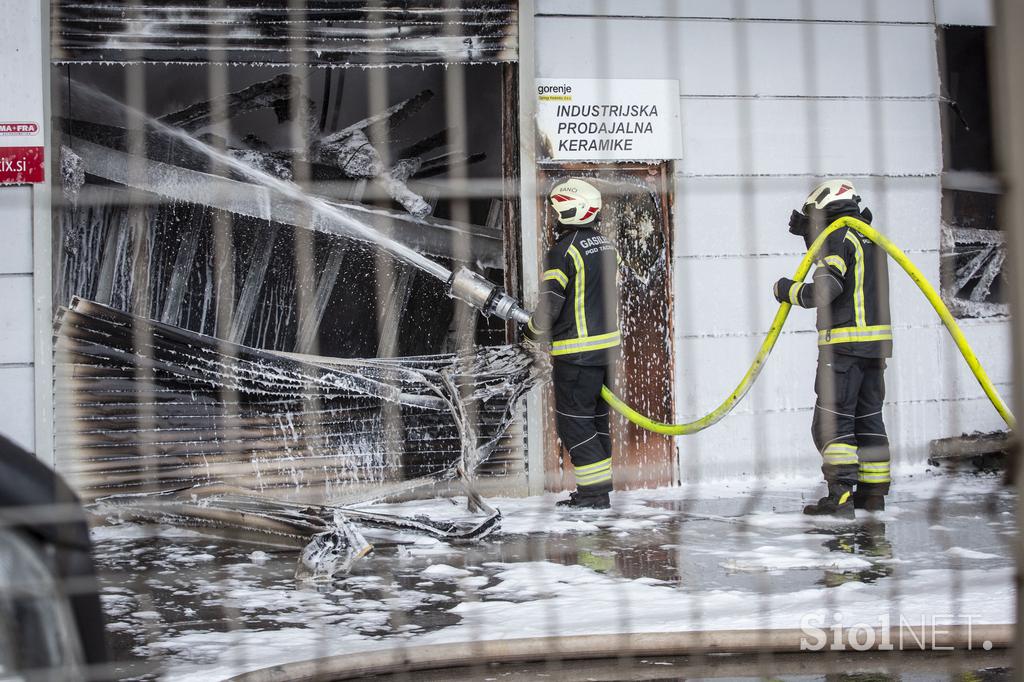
top-left (773, 277), bottom-right (798, 304)
top-left (519, 326), bottom-right (543, 355)
top-left (520, 336), bottom-right (541, 352)
top-left (788, 209), bottom-right (809, 236)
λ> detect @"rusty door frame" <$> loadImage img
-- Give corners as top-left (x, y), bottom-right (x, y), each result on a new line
top-left (534, 162), bottom-right (677, 492)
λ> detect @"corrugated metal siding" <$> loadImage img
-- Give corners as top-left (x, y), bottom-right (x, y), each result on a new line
top-left (53, 298), bottom-right (535, 503)
top-left (53, 1), bottom-right (518, 66)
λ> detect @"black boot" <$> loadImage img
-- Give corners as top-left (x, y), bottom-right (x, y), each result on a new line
top-left (803, 484), bottom-right (855, 519)
top-left (853, 484), bottom-right (887, 512)
top-left (556, 489), bottom-right (610, 510)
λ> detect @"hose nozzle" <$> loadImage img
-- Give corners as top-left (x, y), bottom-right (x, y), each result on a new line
top-left (447, 267), bottom-right (531, 325)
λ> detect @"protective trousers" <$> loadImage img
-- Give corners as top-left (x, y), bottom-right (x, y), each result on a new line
top-left (553, 361), bottom-right (613, 494)
top-left (811, 353), bottom-right (891, 493)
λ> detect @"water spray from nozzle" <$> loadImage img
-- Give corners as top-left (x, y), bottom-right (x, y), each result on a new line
top-left (447, 267), bottom-right (531, 325)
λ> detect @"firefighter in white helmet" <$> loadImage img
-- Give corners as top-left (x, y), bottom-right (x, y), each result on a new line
top-left (773, 179), bottom-right (893, 518)
top-left (524, 178), bottom-right (621, 510)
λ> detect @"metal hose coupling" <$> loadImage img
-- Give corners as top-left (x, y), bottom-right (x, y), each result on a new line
top-left (447, 267), bottom-right (531, 325)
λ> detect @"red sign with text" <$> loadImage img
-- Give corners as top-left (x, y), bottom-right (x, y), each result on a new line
top-left (0, 146), bottom-right (45, 184)
top-left (0, 3), bottom-right (46, 184)
top-left (0, 123), bottom-right (39, 135)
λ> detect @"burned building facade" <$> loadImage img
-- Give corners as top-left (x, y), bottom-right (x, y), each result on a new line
top-left (0, 0), bottom-right (1012, 498)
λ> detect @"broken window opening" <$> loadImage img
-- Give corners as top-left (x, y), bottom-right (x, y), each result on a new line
top-left (54, 63), bottom-right (512, 355)
top-left (48, 2), bottom-right (526, 555)
top-left (939, 25), bottom-right (1006, 318)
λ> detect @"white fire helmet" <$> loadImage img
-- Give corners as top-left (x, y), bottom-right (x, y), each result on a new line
top-left (803, 179), bottom-right (860, 213)
top-left (549, 178), bottom-right (602, 226)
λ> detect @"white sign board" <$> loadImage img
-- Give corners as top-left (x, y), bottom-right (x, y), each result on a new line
top-left (536, 78), bottom-right (682, 161)
top-left (0, 3), bottom-right (45, 183)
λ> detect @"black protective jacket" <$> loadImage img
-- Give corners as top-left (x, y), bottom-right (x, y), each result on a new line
top-left (788, 211), bottom-right (892, 358)
top-left (524, 225), bottom-right (621, 365)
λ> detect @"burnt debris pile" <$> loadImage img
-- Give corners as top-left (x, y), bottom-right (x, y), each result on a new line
top-left (54, 299), bottom-right (537, 574)
top-left (55, 298), bottom-right (536, 501)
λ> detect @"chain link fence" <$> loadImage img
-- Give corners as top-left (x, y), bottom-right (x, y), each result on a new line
top-left (3, 1), bottom-right (1023, 680)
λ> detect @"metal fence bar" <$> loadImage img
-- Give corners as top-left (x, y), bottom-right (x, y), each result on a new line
top-left (16, 2), bottom-right (1022, 680)
top-left (992, 0), bottom-right (1024, 669)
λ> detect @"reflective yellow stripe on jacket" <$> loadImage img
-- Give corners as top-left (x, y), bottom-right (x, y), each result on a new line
top-left (551, 330), bottom-right (621, 356)
top-left (788, 281), bottom-right (803, 306)
top-left (543, 268), bottom-right (568, 288)
top-left (819, 325), bottom-right (893, 345)
top-left (844, 231), bottom-right (867, 327)
top-left (823, 254), bottom-right (847, 276)
top-left (566, 245), bottom-right (587, 337)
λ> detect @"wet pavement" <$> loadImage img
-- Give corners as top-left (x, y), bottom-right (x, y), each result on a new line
top-left (89, 471), bottom-right (1017, 681)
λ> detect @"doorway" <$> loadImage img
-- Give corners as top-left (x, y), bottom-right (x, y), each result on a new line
top-left (537, 163), bottom-right (678, 490)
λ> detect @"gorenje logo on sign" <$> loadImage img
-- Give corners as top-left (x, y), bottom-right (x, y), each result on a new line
top-left (0, 123), bottom-right (40, 135)
top-left (537, 84), bottom-right (572, 101)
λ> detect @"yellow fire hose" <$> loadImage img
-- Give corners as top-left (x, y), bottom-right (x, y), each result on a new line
top-left (601, 215), bottom-right (1016, 435)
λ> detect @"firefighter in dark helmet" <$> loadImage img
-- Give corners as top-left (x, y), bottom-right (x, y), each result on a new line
top-left (524, 178), bottom-right (620, 510)
top-left (773, 179), bottom-right (892, 519)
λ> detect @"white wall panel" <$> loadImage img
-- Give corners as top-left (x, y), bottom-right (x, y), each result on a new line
top-left (536, 18), bottom-right (938, 98)
top-left (673, 248), bottom-right (944, 338)
top-left (673, 395), bottom-right (1004, 482)
top-left (934, 0), bottom-right (994, 26)
top-left (865, 324), bottom-right (1008, 404)
top-left (675, 332), bottom-right (819, 419)
top-left (678, 98), bottom-right (941, 176)
top-left (673, 321), bottom-right (1007, 417)
top-left (675, 407), bottom-right (812, 481)
top-left (0, 187), bottom-right (33, 274)
top-left (933, 318), bottom-right (1012, 402)
top-left (538, 0), bottom-right (935, 23)
top-left (675, 254), bottom-right (793, 336)
top-left (674, 175), bottom-right (941, 257)
top-left (887, 256), bottom-right (944, 326)
top-left (0, 276), bottom-right (33, 364)
top-left (0, 366), bottom-right (35, 452)
top-left (673, 253), bottom-right (943, 331)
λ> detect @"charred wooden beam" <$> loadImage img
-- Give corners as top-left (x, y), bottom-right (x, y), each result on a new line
top-left (159, 74), bottom-right (302, 132)
top-left (397, 129), bottom-right (448, 161)
top-left (376, 267), bottom-right (416, 358)
top-left (227, 222), bottom-right (281, 345)
top-left (293, 245), bottom-right (348, 354)
top-left (92, 207), bottom-right (128, 306)
top-left (160, 204), bottom-right (207, 326)
top-left (413, 152), bottom-right (488, 179)
top-left (55, 2), bottom-right (518, 66)
top-left (67, 138), bottom-right (504, 267)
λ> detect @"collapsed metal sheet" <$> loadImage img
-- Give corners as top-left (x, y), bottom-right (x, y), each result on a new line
top-left (54, 298), bottom-right (537, 574)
